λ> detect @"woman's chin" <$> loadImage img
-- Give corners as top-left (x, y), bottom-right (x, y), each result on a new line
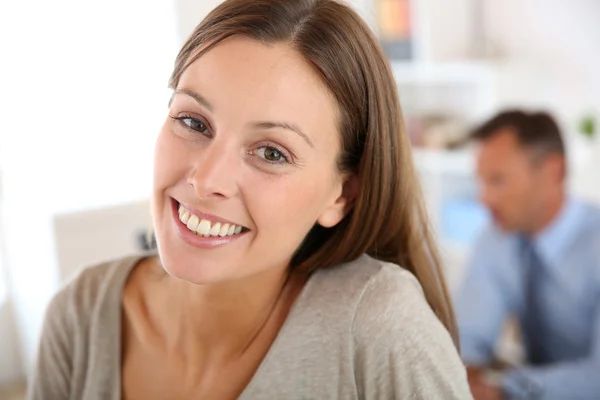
top-left (158, 255), bottom-right (227, 285)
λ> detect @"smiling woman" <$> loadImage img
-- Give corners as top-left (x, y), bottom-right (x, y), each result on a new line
top-left (27, 1), bottom-right (471, 399)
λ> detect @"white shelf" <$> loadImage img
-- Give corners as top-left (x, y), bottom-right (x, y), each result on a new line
top-left (391, 60), bottom-right (498, 122)
top-left (391, 61), bottom-right (495, 85)
top-left (412, 147), bottom-right (475, 176)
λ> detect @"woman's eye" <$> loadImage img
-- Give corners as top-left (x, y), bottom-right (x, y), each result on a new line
top-left (173, 115), bottom-right (209, 134)
top-left (255, 146), bottom-right (288, 163)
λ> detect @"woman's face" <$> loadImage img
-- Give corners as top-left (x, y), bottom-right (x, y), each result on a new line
top-left (152, 36), bottom-right (352, 284)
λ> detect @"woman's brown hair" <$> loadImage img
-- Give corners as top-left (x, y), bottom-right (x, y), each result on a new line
top-left (169, 0), bottom-right (458, 347)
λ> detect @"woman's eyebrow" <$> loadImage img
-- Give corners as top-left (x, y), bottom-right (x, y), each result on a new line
top-left (173, 88), bottom-right (214, 112)
top-left (173, 89), bottom-right (314, 148)
top-left (252, 121), bottom-right (314, 148)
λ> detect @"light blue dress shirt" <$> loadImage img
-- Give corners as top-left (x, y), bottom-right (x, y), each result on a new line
top-left (456, 198), bottom-right (600, 400)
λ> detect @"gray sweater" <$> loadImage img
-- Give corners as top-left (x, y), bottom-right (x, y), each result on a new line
top-left (28, 254), bottom-right (472, 399)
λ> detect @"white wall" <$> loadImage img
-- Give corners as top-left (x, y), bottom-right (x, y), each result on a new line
top-left (175, 0), bottom-right (224, 40)
top-left (487, 0), bottom-right (600, 121)
top-left (0, 0), bottom-right (179, 379)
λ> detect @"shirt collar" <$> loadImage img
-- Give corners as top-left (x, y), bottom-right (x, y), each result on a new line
top-left (532, 197), bottom-right (587, 269)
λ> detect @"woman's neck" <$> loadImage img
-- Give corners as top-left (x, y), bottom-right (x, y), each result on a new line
top-left (138, 257), bottom-right (304, 364)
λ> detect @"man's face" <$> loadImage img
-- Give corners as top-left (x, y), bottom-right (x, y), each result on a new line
top-left (476, 129), bottom-right (548, 233)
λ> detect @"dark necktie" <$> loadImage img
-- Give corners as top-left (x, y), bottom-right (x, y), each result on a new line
top-left (521, 238), bottom-right (550, 365)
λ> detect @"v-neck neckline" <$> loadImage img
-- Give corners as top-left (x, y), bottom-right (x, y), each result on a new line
top-left (109, 255), bottom-right (318, 399)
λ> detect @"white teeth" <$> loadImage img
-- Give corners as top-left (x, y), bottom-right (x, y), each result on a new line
top-left (177, 204), bottom-right (245, 237)
top-left (209, 222), bottom-right (221, 237)
top-left (186, 214), bottom-right (199, 231)
top-left (219, 223), bottom-right (230, 237)
top-left (196, 219), bottom-right (211, 236)
top-left (181, 210), bottom-right (190, 224)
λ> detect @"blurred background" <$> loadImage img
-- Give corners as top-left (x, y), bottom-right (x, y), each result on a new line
top-left (0, 0), bottom-right (598, 397)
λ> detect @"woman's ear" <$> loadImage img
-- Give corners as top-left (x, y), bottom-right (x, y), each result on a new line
top-left (317, 174), bottom-right (358, 228)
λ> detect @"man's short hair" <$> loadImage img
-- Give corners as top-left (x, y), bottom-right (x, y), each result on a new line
top-left (471, 110), bottom-right (565, 157)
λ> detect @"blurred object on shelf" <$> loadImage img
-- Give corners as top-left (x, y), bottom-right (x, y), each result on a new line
top-left (389, 0), bottom-right (502, 63)
top-left (406, 113), bottom-right (469, 149)
top-left (136, 229), bottom-right (157, 251)
top-left (393, 61), bottom-right (497, 140)
top-left (578, 112), bottom-right (598, 140)
top-left (376, 0), bottom-right (413, 60)
top-left (571, 111), bottom-right (600, 204)
top-left (421, 115), bottom-right (468, 149)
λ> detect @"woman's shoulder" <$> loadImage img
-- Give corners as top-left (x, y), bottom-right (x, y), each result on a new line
top-left (46, 254), bottom-right (145, 326)
top-left (30, 255), bottom-right (145, 399)
top-left (307, 254), bottom-right (448, 342)
top-left (318, 255), bottom-right (437, 327)
top-left (310, 254), bottom-right (425, 314)
top-left (315, 256), bottom-right (470, 398)
top-left (348, 257), bottom-right (445, 344)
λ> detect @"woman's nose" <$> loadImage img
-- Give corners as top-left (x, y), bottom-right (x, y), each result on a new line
top-left (187, 137), bottom-right (240, 200)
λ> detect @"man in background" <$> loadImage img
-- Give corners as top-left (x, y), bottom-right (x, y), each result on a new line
top-left (456, 110), bottom-right (600, 399)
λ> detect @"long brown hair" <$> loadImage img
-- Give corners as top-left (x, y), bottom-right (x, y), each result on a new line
top-left (169, 0), bottom-right (458, 347)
